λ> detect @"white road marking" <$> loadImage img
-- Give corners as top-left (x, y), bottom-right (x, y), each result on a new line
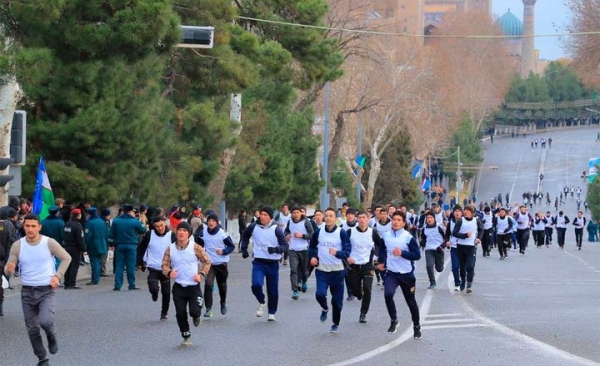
top-left (325, 258), bottom-right (450, 366)
top-left (423, 318), bottom-right (477, 325)
top-left (446, 273), bottom-right (600, 366)
top-left (425, 313), bottom-right (463, 318)
top-left (422, 323), bottom-right (491, 330)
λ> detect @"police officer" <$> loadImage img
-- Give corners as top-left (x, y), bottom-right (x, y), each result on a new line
top-left (63, 209), bottom-right (85, 289)
top-left (0, 216), bottom-right (19, 315)
top-left (41, 206), bottom-right (65, 271)
top-left (110, 204), bottom-right (147, 291)
top-left (84, 207), bottom-right (109, 285)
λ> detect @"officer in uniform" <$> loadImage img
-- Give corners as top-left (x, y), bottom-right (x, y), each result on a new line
top-left (63, 209), bottom-right (85, 289)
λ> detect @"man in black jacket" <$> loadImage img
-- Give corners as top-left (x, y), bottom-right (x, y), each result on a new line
top-left (63, 209), bottom-right (86, 289)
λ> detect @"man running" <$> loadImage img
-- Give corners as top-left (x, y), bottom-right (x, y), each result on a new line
top-left (451, 206), bottom-right (483, 293)
top-left (284, 207), bottom-right (314, 300)
top-left (493, 208), bottom-right (514, 260)
top-left (420, 211), bottom-right (446, 290)
top-left (378, 211), bottom-right (421, 339)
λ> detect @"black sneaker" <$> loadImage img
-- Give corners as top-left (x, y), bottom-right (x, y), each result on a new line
top-left (320, 310), bottom-right (328, 323)
top-left (387, 319), bottom-right (398, 333)
top-left (221, 303), bottom-right (227, 315)
top-left (37, 359), bottom-right (50, 366)
top-left (193, 317), bottom-right (201, 327)
top-left (413, 325), bottom-right (422, 339)
top-left (359, 313), bottom-right (367, 323)
top-left (160, 313), bottom-right (168, 321)
top-left (47, 334), bottom-right (58, 354)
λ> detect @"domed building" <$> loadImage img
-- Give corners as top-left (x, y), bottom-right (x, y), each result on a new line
top-left (496, 9), bottom-right (523, 66)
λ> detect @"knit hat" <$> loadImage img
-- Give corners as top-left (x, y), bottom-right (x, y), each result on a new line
top-left (260, 206), bottom-right (274, 219)
top-left (176, 221), bottom-right (192, 237)
top-left (206, 213), bottom-right (219, 223)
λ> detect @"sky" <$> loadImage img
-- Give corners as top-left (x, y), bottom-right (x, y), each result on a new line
top-left (491, 0), bottom-right (571, 60)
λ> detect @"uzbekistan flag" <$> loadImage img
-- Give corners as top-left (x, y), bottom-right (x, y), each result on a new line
top-left (32, 157), bottom-right (56, 220)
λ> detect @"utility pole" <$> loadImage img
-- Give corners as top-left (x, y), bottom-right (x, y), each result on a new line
top-left (455, 146), bottom-right (462, 204)
top-left (320, 82), bottom-right (331, 210)
top-left (355, 113), bottom-right (363, 203)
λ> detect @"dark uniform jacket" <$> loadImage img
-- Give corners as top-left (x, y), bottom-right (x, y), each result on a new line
top-left (64, 219), bottom-right (86, 251)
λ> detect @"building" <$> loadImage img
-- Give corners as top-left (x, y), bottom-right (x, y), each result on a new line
top-left (424, 0), bottom-right (491, 28)
top-left (346, 0), bottom-right (423, 36)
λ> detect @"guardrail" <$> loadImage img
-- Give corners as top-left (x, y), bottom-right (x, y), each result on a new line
top-left (504, 99), bottom-right (597, 110)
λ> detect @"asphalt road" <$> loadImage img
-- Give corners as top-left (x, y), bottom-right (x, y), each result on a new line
top-left (1, 127), bottom-right (599, 366)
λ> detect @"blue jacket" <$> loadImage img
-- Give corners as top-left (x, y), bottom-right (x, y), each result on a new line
top-left (85, 215), bottom-right (109, 256)
top-left (41, 215), bottom-right (65, 245)
top-left (109, 214), bottom-right (146, 246)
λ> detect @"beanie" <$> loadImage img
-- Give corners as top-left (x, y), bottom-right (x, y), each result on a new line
top-left (260, 206), bottom-right (274, 219)
top-left (206, 213), bottom-right (219, 223)
top-left (176, 221), bottom-right (192, 237)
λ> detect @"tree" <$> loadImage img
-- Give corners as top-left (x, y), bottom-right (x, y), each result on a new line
top-left (359, 38), bottom-right (438, 209)
top-left (586, 173), bottom-right (600, 220)
top-left (565, 0), bottom-right (600, 88)
top-left (5, 1), bottom-right (181, 205)
top-left (505, 72), bottom-right (551, 103)
top-left (372, 133), bottom-right (422, 208)
top-left (543, 61), bottom-right (592, 102)
top-left (429, 10), bottom-right (513, 134)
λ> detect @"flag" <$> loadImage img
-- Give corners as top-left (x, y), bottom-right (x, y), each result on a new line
top-left (421, 177), bottom-right (431, 192)
top-left (32, 157), bottom-right (55, 220)
top-left (411, 162), bottom-right (423, 179)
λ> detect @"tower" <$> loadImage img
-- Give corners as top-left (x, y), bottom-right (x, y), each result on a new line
top-left (521, 0), bottom-right (537, 77)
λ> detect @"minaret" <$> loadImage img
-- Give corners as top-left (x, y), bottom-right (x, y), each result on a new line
top-left (521, 0), bottom-right (537, 77)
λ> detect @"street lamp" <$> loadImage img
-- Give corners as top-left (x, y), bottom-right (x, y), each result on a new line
top-left (455, 146), bottom-right (462, 204)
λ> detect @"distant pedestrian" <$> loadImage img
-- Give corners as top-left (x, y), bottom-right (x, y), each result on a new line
top-left (548, 138), bottom-right (553, 148)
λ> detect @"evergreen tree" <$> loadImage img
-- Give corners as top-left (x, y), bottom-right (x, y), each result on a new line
top-left (6, 0), bottom-right (181, 205)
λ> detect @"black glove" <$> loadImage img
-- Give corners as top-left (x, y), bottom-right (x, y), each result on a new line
top-left (242, 250), bottom-right (249, 259)
top-left (267, 247), bottom-right (277, 254)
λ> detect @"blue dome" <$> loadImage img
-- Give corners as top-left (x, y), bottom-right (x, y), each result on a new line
top-left (496, 9), bottom-right (523, 37)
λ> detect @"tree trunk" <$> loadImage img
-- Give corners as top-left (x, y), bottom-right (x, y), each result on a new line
top-left (205, 93), bottom-right (241, 213)
top-left (363, 152), bottom-right (381, 210)
top-left (0, 76), bottom-right (22, 206)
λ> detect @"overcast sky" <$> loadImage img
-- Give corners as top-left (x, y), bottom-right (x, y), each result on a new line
top-left (492, 0), bottom-right (571, 60)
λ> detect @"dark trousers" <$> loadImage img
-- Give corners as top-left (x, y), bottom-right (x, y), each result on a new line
top-left (172, 283), bottom-right (203, 336)
top-left (516, 228), bottom-right (530, 252)
top-left (204, 263), bottom-right (228, 310)
top-left (481, 229), bottom-right (493, 254)
top-left (115, 244), bottom-right (137, 289)
top-left (383, 272), bottom-right (420, 326)
top-left (346, 264), bottom-right (373, 315)
top-left (450, 247), bottom-right (460, 287)
top-left (557, 228), bottom-right (567, 246)
top-left (425, 250), bottom-right (444, 284)
top-left (0, 261), bottom-right (4, 302)
top-left (148, 268), bottom-right (171, 315)
top-left (251, 260), bottom-right (279, 315)
top-left (456, 244), bottom-right (476, 284)
top-left (315, 269), bottom-right (345, 326)
top-left (21, 286), bottom-right (56, 361)
top-left (544, 227), bottom-right (553, 245)
top-left (575, 228), bottom-right (583, 248)
top-left (64, 247), bottom-right (81, 287)
top-left (533, 230), bottom-right (545, 247)
top-left (288, 250), bottom-right (308, 291)
top-left (497, 233), bottom-right (511, 257)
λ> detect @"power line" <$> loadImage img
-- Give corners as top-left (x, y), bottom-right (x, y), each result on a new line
top-left (236, 15), bottom-right (600, 39)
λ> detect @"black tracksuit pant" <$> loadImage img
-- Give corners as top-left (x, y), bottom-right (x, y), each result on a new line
top-left (172, 283), bottom-right (203, 337)
top-left (147, 268), bottom-right (171, 316)
top-left (346, 264), bottom-right (374, 315)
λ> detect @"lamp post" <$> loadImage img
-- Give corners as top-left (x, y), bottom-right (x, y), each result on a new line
top-left (455, 146), bottom-right (462, 204)
top-left (320, 82), bottom-right (331, 210)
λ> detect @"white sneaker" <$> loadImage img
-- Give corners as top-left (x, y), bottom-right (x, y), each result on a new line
top-left (256, 303), bottom-right (266, 317)
top-left (454, 286), bottom-right (460, 292)
top-left (181, 337), bottom-right (192, 346)
top-left (267, 314), bottom-right (276, 322)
